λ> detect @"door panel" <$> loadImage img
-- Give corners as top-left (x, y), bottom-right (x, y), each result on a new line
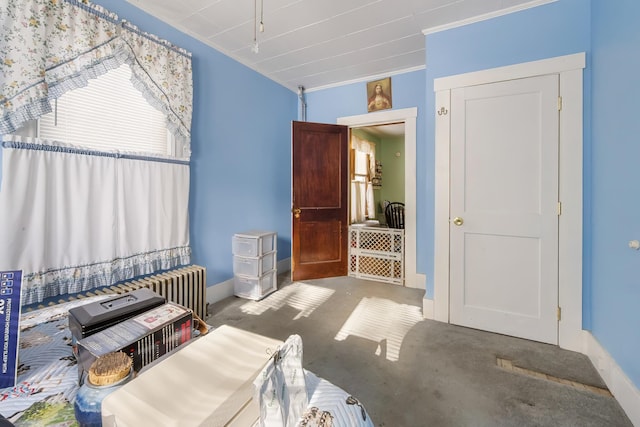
top-left (292, 121), bottom-right (348, 280)
top-left (299, 221), bottom-right (342, 263)
top-left (449, 75), bottom-right (559, 344)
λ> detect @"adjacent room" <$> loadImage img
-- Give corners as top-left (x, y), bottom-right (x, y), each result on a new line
top-left (0, 0), bottom-right (638, 425)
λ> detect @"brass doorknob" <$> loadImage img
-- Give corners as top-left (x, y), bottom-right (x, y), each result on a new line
top-left (453, 217), bottom-right (464, 226)
top-left (292, 208), bottom-right (301, 219)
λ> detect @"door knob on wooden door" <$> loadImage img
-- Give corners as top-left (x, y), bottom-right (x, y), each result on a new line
top-left (452, 217), bottom-right (464, 226)
top-left (292, 208), bottom-right (301, 218)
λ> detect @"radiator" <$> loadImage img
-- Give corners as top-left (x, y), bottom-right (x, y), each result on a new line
top-left (106, 265), bottom-right (207, 321)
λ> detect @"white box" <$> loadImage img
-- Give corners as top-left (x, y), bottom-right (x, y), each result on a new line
top-left (234, 270), bottom-right (277, 300)
top-left (101, 325), bottom-right (283, 427)
top-left (233, 251), bottom-right (276, 277)
top-left (232, 231), bottom-right (277, 257)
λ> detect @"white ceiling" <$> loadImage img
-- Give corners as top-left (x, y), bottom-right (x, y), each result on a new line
top-left (362, 123), bottom-right (405, 138)
top-left (125, 0), bottom-right (553, 92)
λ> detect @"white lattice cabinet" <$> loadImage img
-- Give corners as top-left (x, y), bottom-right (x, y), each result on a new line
top-left (348, 225), bottom-right (404, 285)
top-left (233, 231), bottom-right (277, 300)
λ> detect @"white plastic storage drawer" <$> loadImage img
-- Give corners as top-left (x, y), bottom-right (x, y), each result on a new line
top-left (233, 251), bottom-right (276, 277)
top-left (232, 231), bottom-right (277, 257)
top-left (234, 270), bottom-right (277, 300)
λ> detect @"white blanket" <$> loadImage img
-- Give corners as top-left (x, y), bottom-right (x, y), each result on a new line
top-left (299, 371), bottom-right (374, 427)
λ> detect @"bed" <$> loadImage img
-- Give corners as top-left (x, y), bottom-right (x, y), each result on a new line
top-left (0, 298), bottom-right (374, 426)
top-left (0, 296), bottom-right (111, 426)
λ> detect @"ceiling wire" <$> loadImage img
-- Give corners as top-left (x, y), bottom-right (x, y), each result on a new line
top-left (252, 0), bottom-right (258, 53)
top-left (259, 0), bottom-right (264, 32)
top-left (252, 0), bottom-right (264, 53)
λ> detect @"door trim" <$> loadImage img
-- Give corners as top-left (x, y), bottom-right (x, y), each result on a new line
top-left (433, 53), bottom-right (585, 352)
top-left (337, 107), bottom-right (419, 289)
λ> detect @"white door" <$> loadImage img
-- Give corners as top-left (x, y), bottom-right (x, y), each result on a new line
top-left (449, 74), bottom-right (559, 344)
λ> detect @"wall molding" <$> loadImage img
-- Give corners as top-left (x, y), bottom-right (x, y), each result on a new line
top-left (423, 297), bottom-right (434, 320)
top-left (206, 277), bottom-right (234, 306)
top-left (583, 332), bottom-right (640, 426)
top-left (434, 53), bottom-right (585, 92)
top-left (277, 257), bottom-right (291, 275)
top-left (206, 257), bottom-right (292, 306)
top-left (422, 0), bottom-right (558, 36)
top-left (306, 66), bottom-right (426, 93)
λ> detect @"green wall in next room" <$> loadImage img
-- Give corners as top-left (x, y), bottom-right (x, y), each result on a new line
top-left (351, 129), bottom-right (405, 223)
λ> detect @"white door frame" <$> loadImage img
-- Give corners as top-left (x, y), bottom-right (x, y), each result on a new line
top-left (338, 107), bottom-right (421, 289)
top-left (433, 53), bottom-right (585, 352)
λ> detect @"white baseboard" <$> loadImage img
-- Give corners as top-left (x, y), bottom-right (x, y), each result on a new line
top-left (423, 297), bottom-right (434, 320)
top-left (277, 257), bottom-right (291, 274)
top-left (206, 277), bottom-right (235, 306)
top-left (406, 272), bottom-right (427, 289)
top-left (583, 331), bottom-right (640, 426)
top-left (205, 257), bottom-right (292, 307)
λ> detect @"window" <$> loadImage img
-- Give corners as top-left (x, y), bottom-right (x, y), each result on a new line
top-left (350, 137), bottom-right (377, 223)
top-left (37, 64), bottom-right (171, 155)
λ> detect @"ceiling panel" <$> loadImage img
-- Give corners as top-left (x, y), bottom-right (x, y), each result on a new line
top-left (250, 0), bottom-right (382, 39)
top-left (198, 1), bottom-right (254, 31)
top-left (255, 16), bottom-right (419, 72)
top-left (125, 0), bottom-right (555, 91)
top-left (178, 13), bottom-right (223, 39)
top-left (206, 21), bottom-right (255, 52)
top-left (126, 0), bottom-right (207, 23)
top-left (212, 0), bottom-right (395, 57)
top-left (264, 33), bottom-right (423, 79)
top-left (251, 2), bottom-right (416, 58)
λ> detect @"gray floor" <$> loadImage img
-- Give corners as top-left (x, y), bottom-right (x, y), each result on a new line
top-left (208, 274), bottom-right (633, 427)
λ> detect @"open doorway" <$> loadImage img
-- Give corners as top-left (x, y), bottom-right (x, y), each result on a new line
top-left (338, 107), bottom-right (419, 289)
top-left (347, 123), bottom-right (406, 286)
top-left (350, 123), bottom-right (405, 226)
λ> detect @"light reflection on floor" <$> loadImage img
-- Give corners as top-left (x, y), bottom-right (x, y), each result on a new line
top-left (239, 281), bottom-right (335, 320)
top-left (334, 297), bottom-right (423, 361)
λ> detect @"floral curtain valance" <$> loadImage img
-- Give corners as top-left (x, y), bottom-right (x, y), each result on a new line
top-left (0, 0), bottom-right (193, 155)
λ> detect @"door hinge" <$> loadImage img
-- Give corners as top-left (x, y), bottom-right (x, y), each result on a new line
top-left (557, 306), bottom-right (562, 321)
top-left (557, 202), bottom-right (562, 216)
top-left (558, 96), bottom-right (563, 111)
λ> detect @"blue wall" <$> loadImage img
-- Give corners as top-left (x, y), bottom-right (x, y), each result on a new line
top-left (86, 0), bottom-right (640, 391)
top-left (305, 69), bottom-right (428, 282)
top-left (423, 0), bottom-right (640, 390)
top-left (424, 0), bottom-right (591, 302)
top-left (92, 1), bottom-right (297, 286)
top-left (591, 0), bottom-right (640, 388)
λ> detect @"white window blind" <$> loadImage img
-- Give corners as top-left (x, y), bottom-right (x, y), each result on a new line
top-left (39, 64), bottom-right (169, 155)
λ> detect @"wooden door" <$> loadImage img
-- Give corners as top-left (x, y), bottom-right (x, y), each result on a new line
top-left (291, 121), bottom-right (349, 280)
top-left (449, 75), bottom-right (560, 344)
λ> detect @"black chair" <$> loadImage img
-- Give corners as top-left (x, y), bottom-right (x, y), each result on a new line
top-left (385, 202), bottom-right (405, 229)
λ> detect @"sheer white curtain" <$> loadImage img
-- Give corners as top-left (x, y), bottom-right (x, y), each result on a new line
top-left (350, 136), bottom-right (376, 224)
top-left (0, 136), bottom-right (190, 305)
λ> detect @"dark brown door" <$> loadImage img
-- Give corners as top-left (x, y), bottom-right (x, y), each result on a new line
top-left (292, 121), bottom-right (349, 280)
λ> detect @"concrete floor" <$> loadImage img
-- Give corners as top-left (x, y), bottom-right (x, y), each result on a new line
top-left (208, 274), bottom-right (633, 427)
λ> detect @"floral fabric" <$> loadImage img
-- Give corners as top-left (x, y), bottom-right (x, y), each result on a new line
top-left (21, 246), bottom-right (192, 305)
top-left (0, 297), bottom-right (111, 424)
top-left (122, 21), bottom-right (193, 157)
top-left (0, 0), bottom-right (192, 155)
